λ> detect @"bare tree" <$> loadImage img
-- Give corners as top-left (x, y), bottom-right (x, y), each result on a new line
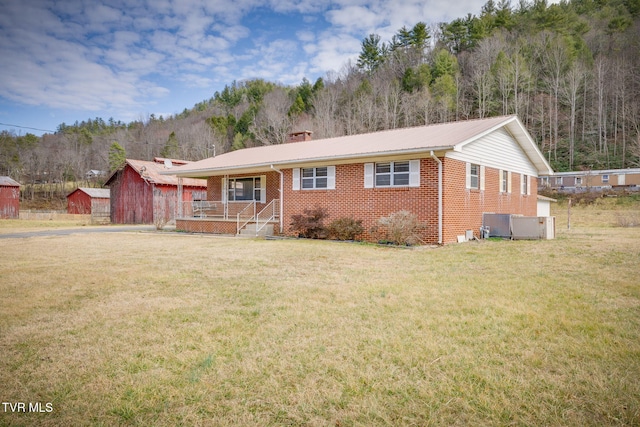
top-left (560, 61), bottom-right (587, 170)
top-left (252, 87), bottom-right (295, 145)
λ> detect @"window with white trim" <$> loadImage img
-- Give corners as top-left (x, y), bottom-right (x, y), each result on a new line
top-left (576, 177), bottom-right (583, 185)
top-left (302, 167), bottom-right (328, 189)
top-left (501, 170), bottom-right (508, 192)
top-left (556, 176), bottom-right (563, 185)
top-left (375, 161), bottom-right (410, 186)
top-left (293, 166), bottom-right (335, 190)
top-left (227, 176), bottom-right (265, 202)
top-left (602, 174), bottom-right (609, 183)
top-left (469, 164), bottom-right (480, 189)
top-left (364, 161), bottom-right (419, 188)
top-left (521, 174), bottom-right (528, 195)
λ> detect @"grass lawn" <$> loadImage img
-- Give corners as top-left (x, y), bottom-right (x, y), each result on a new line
top-left (1, 199), bottom-right (639, 426)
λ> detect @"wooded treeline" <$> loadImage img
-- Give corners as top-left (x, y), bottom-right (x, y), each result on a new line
top-left (2, 0), bottom-right (639, 199)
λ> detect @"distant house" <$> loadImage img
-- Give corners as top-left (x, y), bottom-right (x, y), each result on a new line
top-left (67, 187), bottom-right (111, 222)
top-left (164, 116), bottom-right (554, 244)
top-left (539, 168), bottom-right (640, 193)
top-left (85, 170), bottom-right (107, 180)
top-left (0, 176), bottom-right (20, 219)
top-left (105, 158), bottom-right (207, 224)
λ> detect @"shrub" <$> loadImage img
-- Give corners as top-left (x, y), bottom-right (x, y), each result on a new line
top-left (373, 210), bottom-right (424, 246)
top-left (328, 217), bottom-right (364, 241)
top-left (289, 206), bottom-right (329, 239)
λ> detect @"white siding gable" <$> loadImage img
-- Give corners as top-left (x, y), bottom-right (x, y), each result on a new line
top-left (447, 127), bottom-right (539, 176)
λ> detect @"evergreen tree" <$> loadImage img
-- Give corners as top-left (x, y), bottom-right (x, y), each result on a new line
top-left (160, 132), bottom-right (179, 158)
top-left (108, 142), bottom-right (126, 172)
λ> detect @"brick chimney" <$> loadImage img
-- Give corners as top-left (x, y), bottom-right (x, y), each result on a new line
top-left (287, 130), bottom-right (313, 143)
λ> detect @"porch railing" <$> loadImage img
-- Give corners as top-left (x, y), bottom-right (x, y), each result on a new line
top-left (236, 201), bottom-right (256, 234)
top-left (255, 199), bottom-right (279, 235)
top-left (180, 200), bottom-right (279, 235)
top-left (182, 200), bottom-right (255, 219)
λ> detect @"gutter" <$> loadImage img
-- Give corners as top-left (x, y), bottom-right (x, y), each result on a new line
top-left (270, 165), bottom-right (284, 234)
top-left (163, 145), bottom-right (456, 178)
top-left (430, 151), bottom-right (443, 245)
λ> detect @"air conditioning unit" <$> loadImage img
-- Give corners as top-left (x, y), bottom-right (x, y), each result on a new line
top-left (511, 216), bottom-right (555, 240)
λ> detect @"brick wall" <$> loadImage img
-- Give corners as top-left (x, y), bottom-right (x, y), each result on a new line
top-left (442, 157), bottom-right (537, 243)
top-left (281, 159), bottom-right (440, 243)
top-left (200, 158), bottom-right (538, 244)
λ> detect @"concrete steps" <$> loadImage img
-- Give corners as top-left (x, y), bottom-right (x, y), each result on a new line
top-left (238, 223), bottom-right (275, 237)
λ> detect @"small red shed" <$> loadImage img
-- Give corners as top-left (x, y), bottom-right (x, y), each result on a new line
top-left (67, 187), bottom-right (111, 215)
top-left (0, 176), bottom-right (20, 219)
top-left (105, 158), bottom-right (207, 224)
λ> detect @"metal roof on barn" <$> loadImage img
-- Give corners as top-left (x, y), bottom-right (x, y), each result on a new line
top-left (0, 176), bottom-right (20, 187)
top-left (105, 158), bottom-right (207, 188)
top-left (67, 188), bottom-right (111, 199)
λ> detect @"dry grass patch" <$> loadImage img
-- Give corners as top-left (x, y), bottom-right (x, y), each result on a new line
top-left (1, 206), bottom-right (639, 426)
top-left (0, 219), bottom-right (93, 234)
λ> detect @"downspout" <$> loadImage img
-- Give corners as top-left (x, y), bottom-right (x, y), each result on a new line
top-left (270, 165), bottom-right (284, 234)
top-left (430, 151), bottom-right (443, 245)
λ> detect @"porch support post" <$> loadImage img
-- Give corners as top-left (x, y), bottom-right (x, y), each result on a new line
top-left (270, 165), bottom-right (284, 234)
top-left (430, 151), bottom-right (443, 245)
top-left (223, 174), bottom-right (229, 219)
top-left (177, 177), bottom-right (183, 218)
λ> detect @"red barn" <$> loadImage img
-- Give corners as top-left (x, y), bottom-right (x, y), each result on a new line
top-left (0, 176), bottom-right (20, 219)
top-left (66, 187), bottom-right (110, 220)
top-left (105, 158), bottom-right (207, 224)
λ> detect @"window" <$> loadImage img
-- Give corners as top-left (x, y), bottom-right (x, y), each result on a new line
top-left (469, 164), bottom-right (480, 189)
top-left (540, 176), bottom-right (549, 187)
top-left (227, 177), bottom-right (264, 201)
top-left (465, 163), bottom-right (484, 190)
top-left (302, 167), bottom-right (328, 189)
top-left (602, 174), bottom-right (609, 183)
top-left (576, 177), bottom-right (583, 185)
top-left (375, 161), bottom-right (410, 187)
top-left (364, 161), bottom-right (419, 188)
top-left (293, 166), bottom-right (335, 190)
top-left (499, 170), bottom-right (512, 193)
top-left (521, 174), bottom-right (528, 195)
top-left (556, 177), bottom-right (563, 185)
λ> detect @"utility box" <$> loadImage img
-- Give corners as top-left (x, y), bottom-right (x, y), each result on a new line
top-left (482, 213), bottom-right (512, 238)
top-left (511, 216), bottom-right (555, 240)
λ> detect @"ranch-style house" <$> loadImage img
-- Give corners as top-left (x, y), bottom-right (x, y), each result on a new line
top-left (165, 115), bottom-right (553, 244)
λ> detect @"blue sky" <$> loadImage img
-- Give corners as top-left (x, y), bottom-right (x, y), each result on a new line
top-left (0, 0), bottom-right (495, 136)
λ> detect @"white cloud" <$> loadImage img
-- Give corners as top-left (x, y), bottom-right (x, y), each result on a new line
top-left (326, 5), bottom-right (382, 32)
top-left (0, 0), bottom-right (496, 129)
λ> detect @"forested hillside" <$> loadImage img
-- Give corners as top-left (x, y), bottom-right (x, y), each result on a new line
top-left (2, 0), bottom-right (639, 200)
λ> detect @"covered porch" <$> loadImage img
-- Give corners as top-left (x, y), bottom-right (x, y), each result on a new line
top-left (174, 168), bottom-right (283, 236)
top-left (175, 199), bottom-right (280, 236)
